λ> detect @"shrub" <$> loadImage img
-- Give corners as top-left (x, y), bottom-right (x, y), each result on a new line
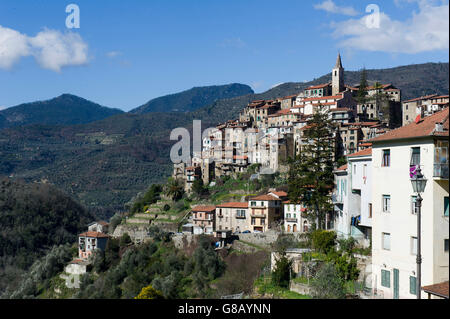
top-left (311, 230), bottom-right (337, 254)
top-left (120, 233), bottom-right (132, 247)
top-left (271, 255), bottom-right (292, 289)
top-left (135, 285), bottom-right (164, 299)
top-left (310, 262), bottom-right (346, 299)
top-left (337, 237), bottom-right (357, 254)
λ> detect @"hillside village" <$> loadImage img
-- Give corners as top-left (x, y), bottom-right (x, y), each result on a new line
top-left (62, 54), bottom-right (449, 300)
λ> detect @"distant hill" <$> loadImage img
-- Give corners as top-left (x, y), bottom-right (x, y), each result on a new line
top-left (0, 94), bottom-right (124, 129)
top-left (130, 83), bottom-right (254, 114)
top-left (0, 178), bottom-right (93, 294)
top-left (0, 62), bottom-right (447, 216)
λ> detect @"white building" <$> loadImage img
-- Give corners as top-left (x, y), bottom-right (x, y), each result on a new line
top-left (283, 201), bottom-right (311, 234)
top-left (347, 148), bottom-right (373, 246)
top-left (370, 108), bottom-right (449, 299)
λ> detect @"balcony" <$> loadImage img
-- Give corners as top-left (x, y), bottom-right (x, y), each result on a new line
top-left (251, 214), bottom-right (266, 218)
top-left (332, 193), bottom-right (343, 204)
top-left (434, 163), bottom-right (449, 179)
top-left (285, 218), bottom-right (298, 223)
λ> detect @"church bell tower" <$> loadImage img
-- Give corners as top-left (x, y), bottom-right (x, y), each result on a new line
top-left (332, 53), bottom-right (344, 96)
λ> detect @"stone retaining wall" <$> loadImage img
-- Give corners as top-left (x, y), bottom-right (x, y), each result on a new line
top-left (236, 230), bottom-right (280, 248)
top-left (290, 282), bottom-right (312, 296)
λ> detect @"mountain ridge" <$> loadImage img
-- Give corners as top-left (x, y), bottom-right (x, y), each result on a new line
top-left (0, 94), bottom-right (124, 129)
top-left (129, 83), bottom-right (254, 114)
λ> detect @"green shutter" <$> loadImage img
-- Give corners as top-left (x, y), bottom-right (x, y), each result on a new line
top-left (445, 197), bottom-right (449, 217)
top-left (410, 276), bottom-right (417, 295)
top-left (381, 270), bottom-right (390, 288)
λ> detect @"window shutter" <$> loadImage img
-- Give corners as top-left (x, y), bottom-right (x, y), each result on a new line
top-left (381, 270), bottom-right (390, 288)
top-left (410, 276), bottom-right (417, 295)
top-left (445, 197), bottom-right (449, 217)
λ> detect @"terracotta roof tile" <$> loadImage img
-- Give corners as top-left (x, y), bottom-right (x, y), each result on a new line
top-left (422, 281), bottom-right (449, 298)
top-left (191, 205), bottom-right (216, 212)
top-left (300, 94), bottom-right (343, 102)
top-left (217, 202), bottom-right (249, 208)
top-left (336, 164), bottom-right (348, 171)
top-left (347, 148), bottom-right (372, 157)
top-left (79, 231), bottom-right (109, 238)
top-left (370, 107), bottom-right (449, 142)
top-left (403, 94), bottom-right (438, 103)
top-left (271, 191), bottom-right (288, 197)
top-left (250, 194), bottom-right (280, 201)
top-left (306, 83), bottom-right (331, 90)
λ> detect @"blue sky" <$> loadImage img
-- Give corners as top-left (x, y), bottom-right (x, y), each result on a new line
top-left (0, 0), bottom-right (448, 111)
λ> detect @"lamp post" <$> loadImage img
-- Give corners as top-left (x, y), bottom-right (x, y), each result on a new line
top-left (410, 167), bottom-right (427, 299)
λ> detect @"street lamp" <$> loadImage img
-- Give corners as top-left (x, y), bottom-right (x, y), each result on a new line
top-left (410, 167), bottom-right (427, 299)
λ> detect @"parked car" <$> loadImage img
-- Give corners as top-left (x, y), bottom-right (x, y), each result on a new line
top-left (242, 230), bottom-right (251, 234)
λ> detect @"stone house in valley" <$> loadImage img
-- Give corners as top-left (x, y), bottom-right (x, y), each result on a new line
top-left (78, 231), bottom-right (109, 259)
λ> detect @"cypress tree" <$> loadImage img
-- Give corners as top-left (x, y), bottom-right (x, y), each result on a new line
top-left (288, 109), bottom-right (335, 230)
top-left (356, 67), bottom-right (368, 105)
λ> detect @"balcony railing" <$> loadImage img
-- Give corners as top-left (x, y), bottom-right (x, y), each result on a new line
top-left (251, 213), bottom-right (266, 218)
top-left (434, 163), bottom-right (449, 179)
top-left (332, 194), bottom-right (343, 204)
top-left (285, 218), bottom-right (298, 223)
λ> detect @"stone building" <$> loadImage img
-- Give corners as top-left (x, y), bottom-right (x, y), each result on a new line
top-left (215, 202), bottom-right (250, 233)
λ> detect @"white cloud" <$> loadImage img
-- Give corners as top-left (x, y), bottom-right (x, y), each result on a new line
top-left (0, 26), bottom-right (29, 69)
top-left (329, 1), bottom-right (449, 53)
top-left (219, 38), bottom-right (246, 49)
top-left (0, 25), bottom-right (88, 72)
top-left (106, 51), bottom-right (122, 58)
top-left (251, 81), bottom-right (264, 91)
top-left (314, 0), bottom-right (358, 16)
top-left (271, 82), bottom-right (285, 89)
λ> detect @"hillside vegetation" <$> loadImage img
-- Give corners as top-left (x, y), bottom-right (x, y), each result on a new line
top-left (0, 178), bottom-right (93, 295)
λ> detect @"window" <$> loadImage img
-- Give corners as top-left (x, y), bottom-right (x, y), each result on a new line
top-left (236, 209), bottom-right (246, 218)
top-left (406, 115), bottom-right (409, 121)
top-left (382, 232), bottom-right (391, 250)
top-left (410, 276), bottom-right (417, 295)
top-left (445, 197), bottom-right (449, 217)
top-left (381, 270), bottom-right (390, 288)
top-left (251, 218), bottom-right (256, 225)
top-left (410, 147), bottom-right (420, 167)
top-left (445, 239), bottom-right (449, 252)
top-left (251, 201), bottom-right (256, 207)
top-left (382, 195), bottom-right (391, 213)
top-left (369, 203), bottom-right (372, 218)
top-left (411, 237), bottom-right (417, 255)
top-left (382, 149), bottom-right (390, 167)
top-left (353, 164), bottom-right (356, 174)
top-left (411, 196), bottom-right (418, 214)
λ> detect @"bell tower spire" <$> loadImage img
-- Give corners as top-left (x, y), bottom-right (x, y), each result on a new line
top-left (332, 52), bottom-right (344, 95)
